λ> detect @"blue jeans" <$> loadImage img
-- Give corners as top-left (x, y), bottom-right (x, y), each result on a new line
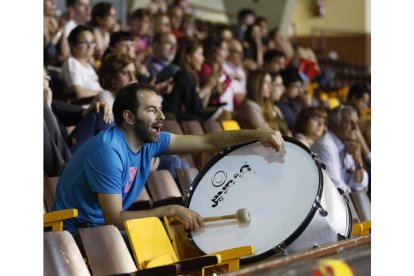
top-left (69, 109), bottom-right (114, 153)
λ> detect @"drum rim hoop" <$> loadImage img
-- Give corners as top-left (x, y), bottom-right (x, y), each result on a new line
top-left (184, 136), bottom-right (324, 262)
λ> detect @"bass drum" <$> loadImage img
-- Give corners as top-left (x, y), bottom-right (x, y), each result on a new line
top-left (185, 137), bottom-right (352, 263)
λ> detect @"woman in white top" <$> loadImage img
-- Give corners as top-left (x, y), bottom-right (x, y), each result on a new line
top-left (61, 25), bottom-right (103, 99)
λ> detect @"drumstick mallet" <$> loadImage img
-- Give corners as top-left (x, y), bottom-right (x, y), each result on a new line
top-left (203, 208), bottom-right (251, 223)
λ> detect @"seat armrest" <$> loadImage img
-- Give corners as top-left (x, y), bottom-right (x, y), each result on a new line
top-left (176, 255), bottom-right (221, 274)
top-left (211, 245), bottom-right (255, 261)
top-left (44, 209), bottom-right (78, 224)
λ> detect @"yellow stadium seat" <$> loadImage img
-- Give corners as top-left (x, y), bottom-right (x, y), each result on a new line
top-left (163, 216), bottom-right (255, 274)
top-left (124, 217), bottom-right (222, 275)
top-left (44, 209), bottom-right (78, 232)
top-left (221, 120), bottom-right (241, 131)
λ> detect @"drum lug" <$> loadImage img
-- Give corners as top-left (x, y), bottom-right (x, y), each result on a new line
top-left (337, 233), bottom-right (347, 241)
top-left (310, 152), bottom-right (326, 169)
top-left (273, 243), bottom-right (288, 256)
top-left (314, 197), bottom-right (328, 217)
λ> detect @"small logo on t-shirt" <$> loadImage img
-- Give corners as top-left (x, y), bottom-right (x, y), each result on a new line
top-left (124, 167), bottom-right (138, 194)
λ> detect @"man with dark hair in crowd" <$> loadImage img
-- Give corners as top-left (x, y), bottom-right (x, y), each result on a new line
top-left (52, 82), bottom-right (284, 234)
top-left (233, 8), bottom-right (256, 41)
top-left (64, 0), bottom-right (92, 36)
top-left (263, 49), bottom-right (287, 74)
top-left (146, 31), bottom-right (178, 77)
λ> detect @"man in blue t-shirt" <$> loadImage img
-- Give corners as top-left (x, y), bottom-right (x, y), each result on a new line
top-left (52, 82), bottom-right (284, 233)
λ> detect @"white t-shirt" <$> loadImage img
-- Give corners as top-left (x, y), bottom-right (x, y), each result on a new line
top-left (94, 90), bottom-right (115, 107)
top-left (64, 20), bottom-right (77, 37)
top-left (223, 61), bottom-right (247, 95)
top-left (61, 57), bottom-right (102, 92)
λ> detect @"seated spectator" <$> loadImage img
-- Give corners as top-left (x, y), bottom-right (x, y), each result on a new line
top-left (129, 8), bottom-right (153, 63)
top-left (168, 5), bottom-right (184, 38)
top-left (243, 23), bottom-right (264, 69)
top-left (103, 31), bottom-right (135, 59)
top-left (293, 106), bottom-right (327, 148)
top-left (263, 49), bottom-right (286, 74)
top-left (60, 25), bottom-right (104, 99)
top-left (98, 53), bottom-right (188, 177)
top-left (270, 73), bottom-right (290, 135)
top-left (102, 31), bottom-right (151, 84)
top-left (238, 70), bottom-right (285, 132)
top-left (51, 82), bottom-right (284, 234)
top-left (44, 0), bottom-right (70, 66)
top-left (153, 13), bottom-right (171, 34)
top-left (180, 14), bottom-right (203, 39)
top-left (63, 0), bottom-right (92, 37)
top-left (163, 39), bottom-right (224, 121)
top-left (146, 31), bottom-right (178, 78)
top-left (223, 39), bottom-right (247, 106)
top-left (276, 67), bottom-right (305, 130)
top-left (311, 105), bottom-right (369, 194)
top-left (347, 82), bottom-right (371, 119)
top-left (199, 36), bottom-right (233, 110)
top-left (44, 70), bottom-right (71, 177)
top-left (267, 27), bottom-right (294, 62)
top-left (255, 16), bottom-right (269, 44)
top-left (232, 8), bottom-right (256, 41)
top-left (217, 24), bottom-right (234, 42)
top-left (347, 82), bottom-right (371, 164)
top-left (45, 66), bottom-right (113, 161)
top-left (89, 1), bottom-right (118, 61)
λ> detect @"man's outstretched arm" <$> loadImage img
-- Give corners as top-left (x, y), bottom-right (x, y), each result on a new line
top-left (165, 128), bottom-right (284, 155)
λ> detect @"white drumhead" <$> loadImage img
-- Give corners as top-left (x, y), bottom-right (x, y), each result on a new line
top-left (187, 141), bottom-right (321, 259)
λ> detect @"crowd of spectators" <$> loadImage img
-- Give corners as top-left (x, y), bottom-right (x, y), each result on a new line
top-left (44, 0), bottom-right (371, 197)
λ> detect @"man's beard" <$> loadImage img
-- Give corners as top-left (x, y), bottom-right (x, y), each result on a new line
top-left (133, 117), bottom-right (159, 143)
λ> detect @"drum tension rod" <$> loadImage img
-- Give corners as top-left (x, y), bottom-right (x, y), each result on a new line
top-left (311, 152), bottom-right (326, 169)
top-left (314, 197), bottom-right (328, 217)
top-left (273, 243), bottom-right (288, 256)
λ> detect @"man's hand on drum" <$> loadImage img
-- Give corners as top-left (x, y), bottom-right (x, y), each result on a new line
top-left (171, 205), bottom-right (204, 231)
top-left (257, 129), bottom-right (284, 152)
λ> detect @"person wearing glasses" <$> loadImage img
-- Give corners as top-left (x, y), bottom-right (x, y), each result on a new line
top-left (311, 105), bottom-right (369, 194)
top-left (61, 25), bottom-right (104, 100)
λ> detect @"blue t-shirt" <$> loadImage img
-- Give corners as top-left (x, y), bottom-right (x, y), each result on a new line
top-left (51, 126), bottom-right (171, 233)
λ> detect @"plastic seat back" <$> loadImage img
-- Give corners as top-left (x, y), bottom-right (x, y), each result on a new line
top-left (44, 231), bottom-right (90, 276)
top-left (124, 217), bottom-right (179, 270)
top-left (147, 170), bottom-right (183, 207)
top-left (180, 120), bottom-right (205, 135)
top-left (44, 176), bottom-right (59, 212)
top-left (162, 120), bottom-right (183, 134)
top-left (79, 225), bottom-right (137, 276)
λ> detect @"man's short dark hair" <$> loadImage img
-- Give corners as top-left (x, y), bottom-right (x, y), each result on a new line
top-left (263, 50), bottom-right (285, 64)
top-left (280, 66), bottom-right (302, 86)
top-left (68, 25), bottom-right (94, 47)
top-left (66, 0), bottom-right (76, 7)
top-left (109, 31), bottom-right (133, 47)
top-left (112, 83), bottom-right (157, 126)
top-left (237, 8), bottom-right (255, 22)
top-left (348, 83), bottom-right (370, 101)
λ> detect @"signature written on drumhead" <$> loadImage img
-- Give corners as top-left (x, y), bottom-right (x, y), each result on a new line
top-left (211, 163), bottom-right (252, 207)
